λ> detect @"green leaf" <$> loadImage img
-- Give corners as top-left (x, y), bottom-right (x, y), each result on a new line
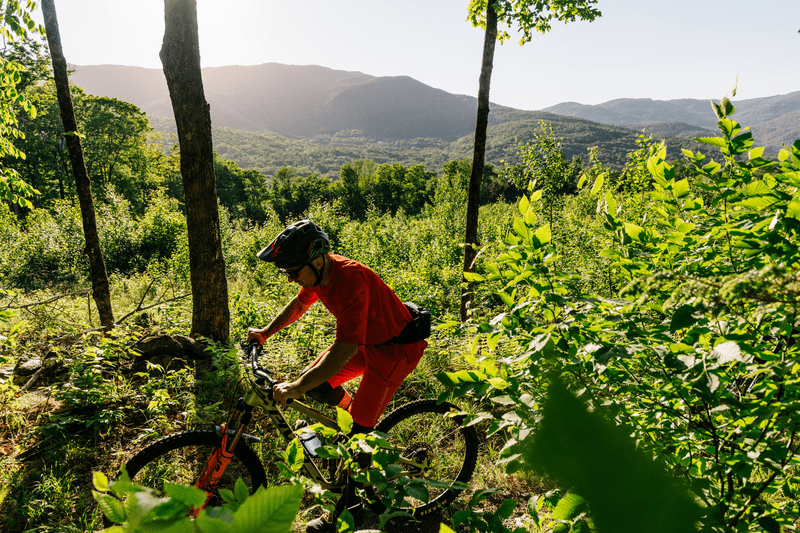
top-left (590, 173), bottom-right (605, 195)
top-left (711, 341), bottom-right (742, 364)
top-left (435, 371), bottom-right (459, 387)
top-left (495, 498), bottom-right (517, 520)
top-left (398, 481), bottom-right (428, 505)
top-left (731, 131), bottom-right (754, 154)
top-left (125, 490), bottom-right (172, 531)
top-left (163, 482), bottom-right (208, 508)
top-left (786, 197), bottom-right (800, 219)
top-left (235, 478), bottom-right (250, 505)
top-left (523, 203), bottom-right (538, 226)
top-left (710, 100), bottom-right (724, 120)
top-left (109, 466), bottom-right (143, 499)
top-left (717, 118), bottom-right (740, 138)
top-left (749, 146), bottom-right (765, 160)
top-left (670, 305), bottom-right (697, 333)
top-left (487, 377), bottom-right (510, 389)
top-left (197, 510), bottom-right (234, 533)
top-left (623, 223), bottom-right (644, 242)
top-left (93, 471), bottom-right (110, 492)
top-left (757, 516), bottom-right (781, 533)
top-left (139, 499), bottom-right (191, 526)
top-left (721, 96), bottom-right (735, 116)
top-left (551, 493), bottom-right (587, 521)
top-left (232, 484), bottom-right (303, 533)
top-left (693, 136), bottom-right (727, 147)
top-left (604, 191), bottom-right (617, 215)
top-left (463, 271), bottom-right (485, 282)
top-left (673, 179), bottom-right (690, 198)
top-left (337, 407), bottom-right (354, 435)
top-left (283, 440), bottom-right (304, 472)
top-left (532, 224), bottom-right (552, 247)
top-left (94, 492), bottom-right (127, 524)
top-left (526, 378), bottom-right (702, 533)
top-left (513, 217), bottom-right (530, 241)
top-left (706, 371), bottom-right (721, 393)
top-left (519, 195), bottom-right (530, 216)
top-left (219, 488), bottom-right (237, 505)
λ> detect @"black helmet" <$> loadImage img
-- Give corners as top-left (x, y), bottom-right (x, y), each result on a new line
top-left (257, 220), bottom-right (330, 269)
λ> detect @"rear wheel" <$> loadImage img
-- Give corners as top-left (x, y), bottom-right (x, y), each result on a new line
top-left (367, 399), bottom-right (478, 517)
top-left (123, 430), bottom-right (267, 507)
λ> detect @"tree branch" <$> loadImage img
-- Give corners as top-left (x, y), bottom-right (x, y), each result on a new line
top-left (2, 289), bottom-right (90, 311)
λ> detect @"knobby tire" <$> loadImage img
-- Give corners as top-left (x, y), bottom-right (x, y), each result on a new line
top-left (367, 399), bottom-right (479, 517)
top-left (123, 429), bottom-right (267, 506)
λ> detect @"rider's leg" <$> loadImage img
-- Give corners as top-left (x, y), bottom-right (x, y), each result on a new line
top-left (346, 340), bottom-right (427, 429)
top-left (300, 347), bottom-right (366, 409)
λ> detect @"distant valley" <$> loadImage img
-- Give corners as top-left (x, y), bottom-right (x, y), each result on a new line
top-left (68, 64), bottom-right (798, 178)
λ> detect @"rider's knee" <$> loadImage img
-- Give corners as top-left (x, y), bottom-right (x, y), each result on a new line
top-left (306, 381), bottom-right (350, 407)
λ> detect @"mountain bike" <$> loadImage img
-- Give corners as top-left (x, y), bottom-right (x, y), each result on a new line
top-left (121, 341), bottom-right (478, 517)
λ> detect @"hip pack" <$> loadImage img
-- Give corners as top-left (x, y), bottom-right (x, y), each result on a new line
top-left (388, 302), bottom-right (431, 345)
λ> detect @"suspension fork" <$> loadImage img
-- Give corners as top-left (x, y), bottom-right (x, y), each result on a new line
top-left (192, 398), bottom-right (253, 514)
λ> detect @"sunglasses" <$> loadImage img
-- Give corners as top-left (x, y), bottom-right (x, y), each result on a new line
top-left (279, 264), bottom-right (306, 280)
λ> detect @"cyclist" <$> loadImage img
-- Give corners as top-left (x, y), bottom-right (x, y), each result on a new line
top-left (246, 220), bottom-right (428, 532)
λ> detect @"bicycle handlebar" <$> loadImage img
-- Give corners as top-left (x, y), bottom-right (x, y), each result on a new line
top-left (244, 341), bottom-right (293, 404)
top-left (245, 341), bottom-right (275, 386)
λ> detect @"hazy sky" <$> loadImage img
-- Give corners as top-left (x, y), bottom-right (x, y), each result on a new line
top-left (36, 0), bottom-right (799, 110)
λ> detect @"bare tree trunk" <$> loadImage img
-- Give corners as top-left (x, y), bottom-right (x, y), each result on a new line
top-left (460, 0), bottom-right (498, 322)
top-left (160, 0), bottom-right (229, 343)
top-left (42, 0), bottom-right (115, 331)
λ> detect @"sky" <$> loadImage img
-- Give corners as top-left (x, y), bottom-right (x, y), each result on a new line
top-left (34, 0), bottom-right (800, 111)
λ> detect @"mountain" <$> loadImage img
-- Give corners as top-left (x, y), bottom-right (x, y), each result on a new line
top-left (543, 93), bottom-right (800, 150)
top-left (68, 63), bottom-right (481, 141)
top-left (66, 64), bottom-right (793, 178)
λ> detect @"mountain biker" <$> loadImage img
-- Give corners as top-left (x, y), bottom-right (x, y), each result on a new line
top-left (246, 219), bottom-right (428, 532)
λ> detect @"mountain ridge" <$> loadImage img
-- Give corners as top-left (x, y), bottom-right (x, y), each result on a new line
top-left (66, 64), bottom-right (797, 176)
top-left (543, 93), bottom-right (800, 149)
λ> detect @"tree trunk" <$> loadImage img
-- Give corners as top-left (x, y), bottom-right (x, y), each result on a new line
top-left (42, 0), bottom-right (115, 331)
top-left (160, 0), bottom-right (229, 343)
top-left (460, 0), bottom-right (498, 322)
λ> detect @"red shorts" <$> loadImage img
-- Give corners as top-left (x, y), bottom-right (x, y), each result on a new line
top-left (307, 340), bottom-right (426, 428)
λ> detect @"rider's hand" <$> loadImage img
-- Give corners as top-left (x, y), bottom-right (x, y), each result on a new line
top-left (246, 327), bottom-right (267, 346)
top-left (273, 381), bottom-right (303, 406)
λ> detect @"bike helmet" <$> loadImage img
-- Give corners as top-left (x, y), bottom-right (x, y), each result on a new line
top-left (257, 220), bottom-right (330, 269)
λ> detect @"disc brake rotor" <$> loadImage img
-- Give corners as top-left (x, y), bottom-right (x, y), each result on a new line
top-left (403, 442), bottom-right (433, 476)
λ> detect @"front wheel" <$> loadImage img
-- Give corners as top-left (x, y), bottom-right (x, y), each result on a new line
top-left (123, 430), bottom-right (267, 508)
top-left (366, 399), bottom-right (479, 517)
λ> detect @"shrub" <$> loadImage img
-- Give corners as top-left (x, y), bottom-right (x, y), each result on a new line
top-left (451, 96), bottom-right (800, 531)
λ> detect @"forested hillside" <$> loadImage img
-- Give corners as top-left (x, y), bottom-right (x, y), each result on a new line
top-left (153, 112), bottom-right (716, 179)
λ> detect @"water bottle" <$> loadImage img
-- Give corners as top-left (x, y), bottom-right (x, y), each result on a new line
top-left (298, 430), bottom-right (322, 457)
